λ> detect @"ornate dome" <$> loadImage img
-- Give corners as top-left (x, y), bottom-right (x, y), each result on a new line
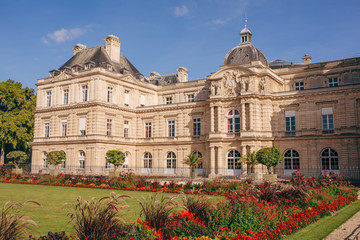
top-left (224, 21), bottom-right (268, 66)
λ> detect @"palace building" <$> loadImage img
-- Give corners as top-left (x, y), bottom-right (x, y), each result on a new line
top-left (31, 24), bottom-right (360, 180)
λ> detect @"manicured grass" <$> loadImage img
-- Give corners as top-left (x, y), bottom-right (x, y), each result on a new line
top-left (283, 200), bottom-right (360, 240)
top-left (1, 183), bottom-right (211, 237)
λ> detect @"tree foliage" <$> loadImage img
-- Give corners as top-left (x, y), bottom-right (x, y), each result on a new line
top-left (240, 152), bottom-right (258, 173)
top-left (0, 79), bottom-right (36, 164)
top-left (256, 147), bottom-right (283, 174)
top-left (6, 151), bottom-right (27, 169)
top-left (105, 150), bottom-right (125, 171)
top-left (47, 151), bottom-right (66, 167)
top-left (183, 153), bottom-right (203, 173)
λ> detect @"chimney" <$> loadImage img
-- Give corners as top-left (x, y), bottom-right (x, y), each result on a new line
top-left (177, 67), bottom-right (189, 82)
top-left (302, 54), bottom-right (312, 64)
top-left (72, 44), bottom-right (87, 55)
top-left (104, 35), bottom-right (121, 63)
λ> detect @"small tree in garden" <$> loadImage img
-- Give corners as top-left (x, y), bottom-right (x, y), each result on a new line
top-left (6, 151), bottom-right (27, 169)
top-left (183, 153), bottom-right (203, 178)
top-left (47, 151), bottom-right (66, 169)
top-left (240, 152), bottom-right (258, 173)
top-left (106, 150), bottom-right (125, 172)
top-left (256, 147), bottom-right (283, 174)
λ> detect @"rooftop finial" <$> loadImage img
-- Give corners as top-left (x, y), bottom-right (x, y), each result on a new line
top-left (245, 16), bottom-right (247, 28)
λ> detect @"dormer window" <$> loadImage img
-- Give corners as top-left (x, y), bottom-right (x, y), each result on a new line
top-left (72, 65), bottom-right (83, 72)
top-left (107, 64), bottom-right (113, 71)
top-left (84, 61), bottom-right (95, 70)
top-left (49, 69), bottom-right (60, 77)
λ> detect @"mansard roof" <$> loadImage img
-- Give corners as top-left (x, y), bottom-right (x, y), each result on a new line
top-left (59, 46), bottom-right (143, 79)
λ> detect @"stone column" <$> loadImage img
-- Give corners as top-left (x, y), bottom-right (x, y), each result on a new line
top-left (249, 103), bottom-right (253, 130)
top-left (217, 106), bottom-right (222, 133)
top-left (209, 146), bottom-right (216, 177)
top-left (217, 146), bottom-right (223, 175)
top-left (210, 106), bottom-right (215, 132)
top-left (241, 104), bottom-right (246, 131)
top-left (241, 146), bottom-right (247, 177)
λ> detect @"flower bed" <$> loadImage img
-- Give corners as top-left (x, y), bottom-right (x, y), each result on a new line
top-left (1, 168), bottom-right (358, 240)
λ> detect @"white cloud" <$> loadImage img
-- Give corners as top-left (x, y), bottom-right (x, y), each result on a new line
top-left (212, 19), bottom-right (230, 25)
top-left (42, 27), bottom-right (86, 44)
top-left (174, 5), bottom-right (189, 17)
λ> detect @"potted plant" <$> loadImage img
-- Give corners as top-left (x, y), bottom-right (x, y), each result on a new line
top-left (183, 153), bottom-right (203, 179)
top-left (256, 147), bottom-right (283, 182)
top-left (106, 150), bottom-right (125, 179)
top-left (47, 151), bottom-right (66, 176)
top-left (240, 152), bottom-right (258, 180)
top-left (6, 151), bottom-right (27, 175)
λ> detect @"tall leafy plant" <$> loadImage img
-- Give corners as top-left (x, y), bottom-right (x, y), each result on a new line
top-left (240, 152), bottom-right (258, 173)
top-left (6, 151), bottom-right (27, 169)
top-left (256, 147), bottom-right (283, 174)
top-left (47, 151), bottom-right (66, 169)
top-left (184, 153), bottom-right (203, 177)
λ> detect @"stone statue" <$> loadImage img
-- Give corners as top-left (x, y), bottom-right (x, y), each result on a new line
top-left (247, 77), bottom-right (252, 92)
top-left (260, 77), bottom-right (266, 92)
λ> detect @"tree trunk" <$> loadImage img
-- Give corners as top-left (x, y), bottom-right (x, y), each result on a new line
top-left (0, 141), bottom-right (4, 165)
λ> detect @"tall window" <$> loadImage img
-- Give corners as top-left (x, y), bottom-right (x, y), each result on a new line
top-left (106, 119), bottom-right (112, 136)
top-left (124, 120), bottom-right (129, 138)
top-left (44, 122), bottom-right (50, 137)
top-left (42, 152), bottom-right (47, 168)
top-left (61, 120), bottom-right (67, 136)
top-left (61, 158), bottom-right (66, 169)
top-left (284, 149), bottom-right (300, 170)
top-left (285, 110), bottom-right (296, 131)
top-left (63, 89), bottom-right (69, 105)
top-left (168, 120), bottom-right (175, 137)
top-left (123, 152), bottom-right (129, 168)
top-left (143, 152), bottom-right (152, 168)
top-left (140, 94), bottom-right (145, 107)
top-left (79, 151), bottom-right (85, 169)
top-left (166, 152), bottom-right (176, 169)
top-left (188, 94), bottom-right (194, 102)
top-left (82, 85), bottom-right (88, 102)
top-left (145, 122), bottom-right (152, 138)
top-left (124, 90), bottom-right (130, 106)
top-left (107, 86), bottom-right (113, 103)
top-left (328, 77), bottom-right (338, 87)
top-left (193, 152), bottom-right (203, 169)
top-left (166, 97), bottom-right (172, 104)
top-left (79, 117), bottom-right (86, 135)
top-left (295, 82), bottom-right (304, 90)
top-left (46, 91), bottom-right (51, 107)
top-left (193, 118), bottom-right (201, 136)
top-left (227, 110), bottom-right (240, 133)
top-left (322, 107), bottom-right (334, 129)
top-left (227, 150), bottom-right (241, 169)
top-left (321, 148), bottom-right (339, 170)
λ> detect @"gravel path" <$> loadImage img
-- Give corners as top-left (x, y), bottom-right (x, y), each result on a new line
top-left (324, 192), bottom-right (360, 240)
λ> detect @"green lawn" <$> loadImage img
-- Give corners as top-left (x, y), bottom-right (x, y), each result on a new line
top-left (0, 183), bottom-right (201, 237)
top-left (284, 200), bottom-right (360, 240)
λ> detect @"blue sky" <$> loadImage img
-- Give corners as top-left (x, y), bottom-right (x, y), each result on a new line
top-left (0, 0), bottom-right (359, 88)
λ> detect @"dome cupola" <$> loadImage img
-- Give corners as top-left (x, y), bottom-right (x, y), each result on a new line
top-left (224, 18), bottom-right (268, 66)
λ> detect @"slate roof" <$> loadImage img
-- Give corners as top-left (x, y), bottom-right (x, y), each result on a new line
top-left (269, 59), bottom-right (305, 69)
top-left (149, 74), bottom-right (179, 86)
top-left (59, 46), bottom-right (143, 79)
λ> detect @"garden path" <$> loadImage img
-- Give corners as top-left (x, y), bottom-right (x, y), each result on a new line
top-left (325, 191), bottom-right (360, 240)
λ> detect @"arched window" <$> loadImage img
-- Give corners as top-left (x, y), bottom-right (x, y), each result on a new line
top-left (227, 110), bottom-right (240, 133)
top-left (123, 152), bottom-right (130, 168)
top-left (321, 148), bottom-right (339, 170)
top-left (144, 152), bottom-right (152, 168)
top-left (42, 152), bottom-right (47, 168)
top-left (166, 152), bottom-right (176, 169)
top-left (283, 149), bottom-right (300, 170)
top-left (227, 150), bottom-right (241, 169)
top-left (79, 151), bottom-right (85, 169)
top-left (192, 151), bottom-right (203, 169)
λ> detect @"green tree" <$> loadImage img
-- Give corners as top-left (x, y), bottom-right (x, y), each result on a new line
top-left (6, 151), bottom-right (27, 169)
top-left (183, 152), bottom-right (203, 177)
top-left (47, 151), bottom-right (66, 169)
top-left (105, 150), bottom-right (125, 172)
top-left (256, 147), bottom-right (283, 174)
top-left (240, 152), bottom-right (258, 173)
top-left (0, 79), bottom-right (36, 165)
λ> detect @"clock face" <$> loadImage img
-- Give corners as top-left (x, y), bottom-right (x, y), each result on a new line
top-left (229, 79), bottom-right (235, 87)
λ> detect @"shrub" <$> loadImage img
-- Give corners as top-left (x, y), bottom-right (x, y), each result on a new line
top-left (6, 151), bottom-right (27, 169)
top-left (64, 192), bottom-right (129, 240)
top-left (30, 232), bottom-right (69, 240)
top-left (105, 150), bottom-right (125, 172)
top-left (46, 151), bottom-right (66, 169)
top-left (137, 193), bottom-right (176, 229)
top-left (176, 193), bottom-right (214, 223)
top-left (0, 200), bottom-right (40, 240)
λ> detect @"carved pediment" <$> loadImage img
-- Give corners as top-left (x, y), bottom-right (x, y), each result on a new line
top-left (53, 71), bottom-right (73, 81)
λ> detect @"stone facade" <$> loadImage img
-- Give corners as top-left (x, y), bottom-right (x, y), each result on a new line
top-left (31, 26), bottom-right (360, 180)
